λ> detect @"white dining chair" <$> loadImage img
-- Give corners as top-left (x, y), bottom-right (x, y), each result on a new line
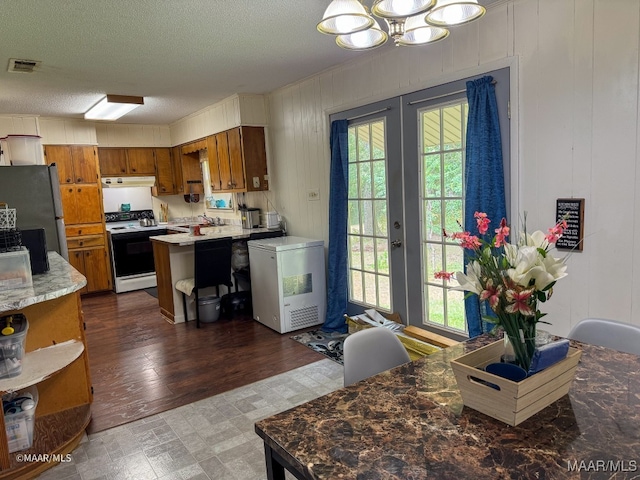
top-left (343, 327), bottom-right (411, 387)
top-left (567, 318), bottom-right (640, 355)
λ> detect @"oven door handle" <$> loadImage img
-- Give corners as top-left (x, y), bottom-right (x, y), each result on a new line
top-left (110, 230), bottom-right (167, 241)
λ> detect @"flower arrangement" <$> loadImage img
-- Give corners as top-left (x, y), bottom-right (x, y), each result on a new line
top-left (436, 213), bottom-right (569, 371)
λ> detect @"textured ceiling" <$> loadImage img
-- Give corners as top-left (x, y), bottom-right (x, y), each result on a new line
top-left (0, 0), bottom-right (504, 125)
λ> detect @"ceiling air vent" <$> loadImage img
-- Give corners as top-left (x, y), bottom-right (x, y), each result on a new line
top-left (8, 58), bottom-right (41, 73)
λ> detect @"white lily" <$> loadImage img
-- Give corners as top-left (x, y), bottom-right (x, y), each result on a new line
top-left (456, 260), bottom-right (483, 295)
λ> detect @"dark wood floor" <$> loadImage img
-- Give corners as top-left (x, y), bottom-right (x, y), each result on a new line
top-left (81, 290), bottom-right (324, 434)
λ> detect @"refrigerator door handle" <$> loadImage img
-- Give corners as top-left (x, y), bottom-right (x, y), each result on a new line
top-left (48, 164), bottom-right (65, 218)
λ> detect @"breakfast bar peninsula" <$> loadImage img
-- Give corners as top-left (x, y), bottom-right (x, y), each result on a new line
top-left (150, 226), bottom-right (281, 324)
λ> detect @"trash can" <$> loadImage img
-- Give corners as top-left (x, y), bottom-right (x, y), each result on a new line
top-left (198, 296), bottom-right (221, 323)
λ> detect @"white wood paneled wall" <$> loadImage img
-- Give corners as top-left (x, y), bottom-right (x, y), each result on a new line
top-left (170, 94), bottom-right (268, 146)
top-left (266, 0), bottom-right (640, 336)
top-left (95, 123), bottom-right (171, 147)
top-left (38, 118), bottom-right (97, 145)
top-left (0, 116), bottom-right (39, 138)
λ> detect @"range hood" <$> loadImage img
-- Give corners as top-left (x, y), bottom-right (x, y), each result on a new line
top-left (102, 176), bottom-right (156, 188)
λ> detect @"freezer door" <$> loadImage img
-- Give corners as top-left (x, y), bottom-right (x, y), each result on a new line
top-left (0, 165), bottom-right (63, 254)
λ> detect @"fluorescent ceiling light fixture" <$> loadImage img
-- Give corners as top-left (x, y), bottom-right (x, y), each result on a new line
top-left (84, 94), bottom-right (144, 121)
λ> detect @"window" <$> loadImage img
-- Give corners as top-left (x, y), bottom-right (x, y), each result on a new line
top-left (347, 120), bottom-right (391, 311)
top-left (421, 102), bottom-right (467, 333)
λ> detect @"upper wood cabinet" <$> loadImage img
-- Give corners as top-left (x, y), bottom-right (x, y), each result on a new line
top-left (126, 148), bottom-right (156, 175)
top-left (208, 126), bottom-right (268, 193)
top-left (180, 149), bottom-right (204, 195)
top-left (98, 147), bottom-right (157, 176)
top-left (44, 145), bottom-right (99, 184)
top-left (60, 184), bottom-right (103, 225)
top-left (171, 146), bottom-right (184, 195)
top-left (97, 148), bottom-right (127, 176)
top-left (154, 148), bottom-right (175, 195)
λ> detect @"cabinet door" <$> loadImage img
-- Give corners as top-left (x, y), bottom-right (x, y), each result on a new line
top-left (155, 148), bottom-right (174, 195)
top-left (127, 148), bottom-right (156, 175)
top-left (98, 148), bottom-right (128, 176)
top-left (171, 146), bottom-right (184, 194)
top-left (68, 250), bottom-right (88, 294)
top-left (74, 185), bottom-right (103, 224)
top-left (241, 126), bottom-right (269, 192)
top-left (180, 150), bottom-right (204, 194)
top-left (83, 247), bottom-right (111, 292)
top-left (206, 136), bottom-right (222, 191)
top-left (216, 132), bottom-right (233, 191)
top-left (60, 185), bottom-right (79, 224)
top-left (227, 128), bottom-right (246, 190)
top-left (44, 145), bottom-right (74, 184)
top-left (71, 146), bottom-right (99, 184)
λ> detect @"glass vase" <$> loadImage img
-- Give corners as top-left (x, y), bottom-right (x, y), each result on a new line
top-left (500, 319), bottom-right (536, 371)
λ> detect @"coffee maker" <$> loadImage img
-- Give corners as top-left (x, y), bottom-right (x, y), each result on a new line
top-left (241, 208), bottom-right (260, 229)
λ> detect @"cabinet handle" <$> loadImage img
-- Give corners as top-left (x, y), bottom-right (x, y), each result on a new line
top-left (121, 169), bottom-right (126, 173)
top-left (132, 168), bottom-right (136, 172)
top-left (78, 230), bottom-right (82, 234)
top-left (77, 178), bottom-right (82, 182)
top-left (79, 241), bottom-right (84, 246)
top-left (68, 188), bottom-right (73, 193)
top-left (66, 178), bottom-right (71, 183)
top-left (78, 188), bottom-right (82, 192)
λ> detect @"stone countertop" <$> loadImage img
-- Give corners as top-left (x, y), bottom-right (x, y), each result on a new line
top-left (150, 226), bottom-right (280, 246)
top-left (0, 252), bottom-right (86, 313)
top-left (255, 334), bottom-right (640, 479)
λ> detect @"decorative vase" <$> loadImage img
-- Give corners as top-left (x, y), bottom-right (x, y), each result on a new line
top-left (499, 315), bottom-right (537, 371)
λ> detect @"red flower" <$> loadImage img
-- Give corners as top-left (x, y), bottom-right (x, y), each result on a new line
top-left (494, 218), bottom-right (510, 247)
top-left (479, 280), bottom-right (503, 311)
top-left (504, 288), bottom-right (535, 316)
top-left (545, 219), bottom-right (568, 244)
top-left (474, 211), bottom-right (491, 235)
top-left (434, 271), bottom-right (455, 281)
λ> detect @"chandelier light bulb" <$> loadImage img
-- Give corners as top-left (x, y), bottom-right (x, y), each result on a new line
top-left (336, 18), bottom-right (388, 50)
top-left (397, 14), bottom-right (449, 46)
top-left (317, 0), bottom-right (374, 35)
top-left (372, 0), bottom-right (436, 19)
top-left (425, 0), bottom-right (486, 27)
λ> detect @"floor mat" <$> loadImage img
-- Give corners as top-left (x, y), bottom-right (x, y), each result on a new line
top-left (143, 287), bottom-right (158, 298)
top-left (291, 329), bottom-right (348, 365)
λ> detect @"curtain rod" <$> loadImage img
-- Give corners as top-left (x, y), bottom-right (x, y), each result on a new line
top-left (407, 80), bottom-right (497, 106)
top-left (347, 107), bottom-right (391, 122)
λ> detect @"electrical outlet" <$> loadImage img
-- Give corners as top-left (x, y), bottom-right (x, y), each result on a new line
top-left (253, 177), bottom-right (260, 188)
top-left (308, 189), bottom-right (320, 201)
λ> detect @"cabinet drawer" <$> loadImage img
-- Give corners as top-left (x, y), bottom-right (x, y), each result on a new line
top-left (66, 224), bottom-right (104, 237)
top-left (67, 235), bottom-right (104, 249)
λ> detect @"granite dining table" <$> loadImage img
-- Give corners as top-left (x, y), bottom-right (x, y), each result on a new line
top-left (255, 333), bottom-right (640, 479)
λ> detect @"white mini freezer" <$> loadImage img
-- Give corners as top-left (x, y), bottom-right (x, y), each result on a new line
top-left (248, 236), bottom-right (326, 334)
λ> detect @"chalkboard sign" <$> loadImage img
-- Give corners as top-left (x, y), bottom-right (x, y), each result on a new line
top-left (555, 198), bottom-right (584, 251)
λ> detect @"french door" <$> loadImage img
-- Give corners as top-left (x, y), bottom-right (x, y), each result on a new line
top-left (331, 67), bottom-right (510, 335)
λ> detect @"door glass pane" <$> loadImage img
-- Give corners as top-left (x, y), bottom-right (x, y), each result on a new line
top-left (420, 101), bottom-right (468, 334)
top-left (424, 154), bottom-right (441, 197)
top-left (359, 162), bottom-right (372, 198)
top-left (347, 121), bottom-right (391, 312)
top-left (372, 121), bottom-right (385, 159)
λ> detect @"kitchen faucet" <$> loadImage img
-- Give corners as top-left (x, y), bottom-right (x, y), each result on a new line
top-left (199, 214), bottom-right (223, 226)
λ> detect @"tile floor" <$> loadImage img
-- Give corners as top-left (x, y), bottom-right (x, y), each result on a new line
top-left (38, 359), bottom-right (343, 480)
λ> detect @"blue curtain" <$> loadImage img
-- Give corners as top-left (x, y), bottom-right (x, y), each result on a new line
top-left (323, 119), bottom-right (349, 333)
top-left (464, 76), bottom-right (507, 337)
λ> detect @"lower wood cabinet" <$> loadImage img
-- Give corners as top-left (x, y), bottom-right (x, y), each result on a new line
top-left (68, 246), bottom-right (111, 294)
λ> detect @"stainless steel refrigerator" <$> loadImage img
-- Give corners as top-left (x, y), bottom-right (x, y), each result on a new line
top-left (0, 165), bottom-right (68, 260)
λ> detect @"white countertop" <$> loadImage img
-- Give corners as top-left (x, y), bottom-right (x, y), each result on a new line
top-left (0, 252), bottom-right (87, 313)
top-left (150, 226), bottom-right (280, 246)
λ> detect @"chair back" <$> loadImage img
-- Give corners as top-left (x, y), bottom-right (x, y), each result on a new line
top-left (343, 327), bottom-right (410, 386)
top-left (194, 237), bottom-right (233, 290)
top-left (568, 318), bottom-right (640, 355)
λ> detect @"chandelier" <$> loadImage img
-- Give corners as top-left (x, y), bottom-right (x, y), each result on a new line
top-left (317, 0), bottom-right (486, 50)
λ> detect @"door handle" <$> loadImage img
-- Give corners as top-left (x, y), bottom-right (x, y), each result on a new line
top-left (391, 239), bottom-right (402, 248)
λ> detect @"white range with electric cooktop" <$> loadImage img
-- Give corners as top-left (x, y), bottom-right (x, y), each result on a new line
top-left (105, 210), bottom-right (167, 293)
